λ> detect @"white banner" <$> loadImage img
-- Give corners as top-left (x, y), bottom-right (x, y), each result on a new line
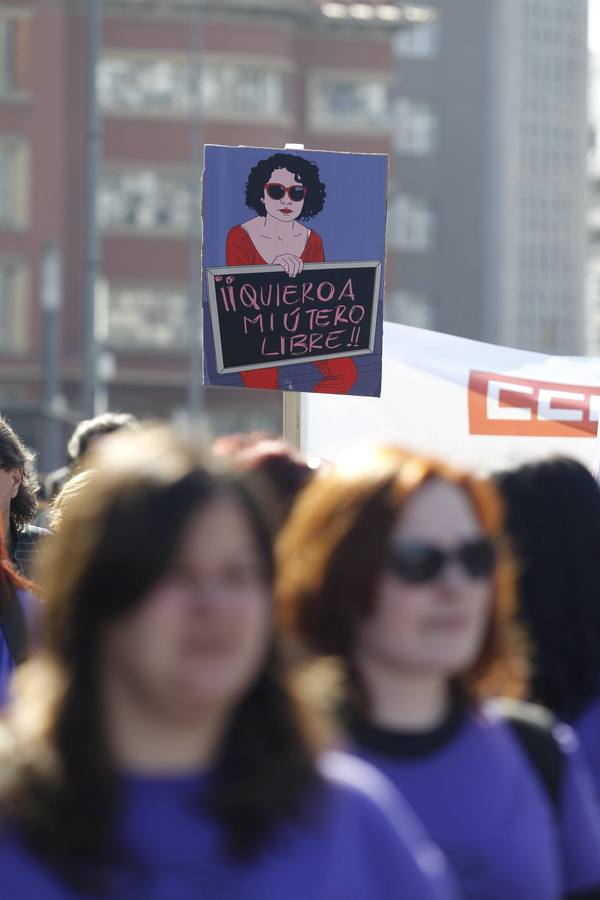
top-left (300, 322), bottom-right (600, 474)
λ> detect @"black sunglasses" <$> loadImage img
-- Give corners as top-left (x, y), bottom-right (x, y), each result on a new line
top-left (386, 538), bottom-right (497, 584)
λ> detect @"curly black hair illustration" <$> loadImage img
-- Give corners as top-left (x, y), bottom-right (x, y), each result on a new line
top-left (245, 153), bottom-right (326, 220)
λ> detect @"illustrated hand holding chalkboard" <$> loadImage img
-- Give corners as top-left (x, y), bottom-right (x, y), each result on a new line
top-left (203, 147), bottom-right (386, 397)
top-left (272, 254), bottom-right (304, 278)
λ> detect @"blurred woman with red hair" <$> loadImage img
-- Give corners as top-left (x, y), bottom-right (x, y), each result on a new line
top-left (277, 446), bottom-right (600, 900)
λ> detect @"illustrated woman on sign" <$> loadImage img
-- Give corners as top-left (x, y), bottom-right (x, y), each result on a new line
top-left (226, 153), bottom-right (357, 394)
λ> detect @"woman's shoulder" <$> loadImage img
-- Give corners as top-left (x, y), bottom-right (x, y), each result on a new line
top-left (226, 222), bottom-right (258, 245)
top-left (317, 751), bottom-right (455, 897)
top-left (305, 228), bottom-right (322, 248)
top-left (226, 222), bottom-right (261, 265)
top-left (319, 749), bottom-right (402, 806)
top-left (481, 698), bottom-right (575, 748)
top-left (318, 749), bottom-right (431, 838)
top-left (302, 228), bottom-right (324, 263)
top-left (477, 698), bottom-right (595, 818)
top-left (227, 223), bottom-right (251, 240)
top-left (468, 698), bottom-right (573, 767)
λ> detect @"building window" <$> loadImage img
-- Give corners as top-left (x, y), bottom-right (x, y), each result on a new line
top-left (0, 138), bottom-right (30, 230)
top-left (393, 98), bottom-right (437, 156)
top-left (106, 284), bottom-right (189, 352)
top-left (98, 53), bottom-right (291, 123)
top-left (0, 12), bottom-right (31, 97)
top-left (98, 167), bottom-right (191, 235)
top-left (308, 71), bottom-right (391, 133)
top-left (0, 260), bottom-right (29, 352)
top-left (393, 21), bottom-right (440, 59)
top-left (387, 289), bottom-right (434, 329)
top-left (202, 63), bottom-right (288, 121)
top-left (387, 194), bottom-right (434, 252)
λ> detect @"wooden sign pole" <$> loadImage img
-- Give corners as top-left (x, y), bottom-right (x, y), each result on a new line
top-left (282, 390), bottom-right (301, 451)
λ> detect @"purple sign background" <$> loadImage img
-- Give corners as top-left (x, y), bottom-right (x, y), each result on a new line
top-left (202, 145), bottom-right (387, 396)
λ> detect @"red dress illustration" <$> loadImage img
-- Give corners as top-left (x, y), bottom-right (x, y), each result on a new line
top-left (226, 225), bottom-right (357, 393)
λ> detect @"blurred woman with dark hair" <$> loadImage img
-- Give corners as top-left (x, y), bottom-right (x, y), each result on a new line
top-left (0, 426), bottom-right (454, 899)
top-left (278, 446), bottom-right (600, 900)
top-left (0, 415), bottom-right (49, 578)
top-left (496, 457), bottom-right (600, 796)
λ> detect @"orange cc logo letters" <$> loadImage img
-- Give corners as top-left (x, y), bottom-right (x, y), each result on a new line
top-left (468, 371), bottom-right (600, 437)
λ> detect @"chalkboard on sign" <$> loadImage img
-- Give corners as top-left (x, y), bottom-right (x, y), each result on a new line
top-left (205, 260), bottom-right (381, 375)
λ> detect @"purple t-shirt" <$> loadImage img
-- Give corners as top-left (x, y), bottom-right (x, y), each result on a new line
top-left (351, 701), bottom-right (600, 900)
top-left (0, 589), bottom-right (40, 707)
top-left (0, 751), bottom-right (456, 899)
top-left (573, 695), bottom-right (600, 800)
top-left (0, 626), bottom-right (15, 705)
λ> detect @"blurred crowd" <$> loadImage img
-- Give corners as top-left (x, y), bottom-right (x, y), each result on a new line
top-left (0, 410), bottom-right (599, 899)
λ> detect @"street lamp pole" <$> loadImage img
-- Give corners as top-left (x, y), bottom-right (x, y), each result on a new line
top-left (41, 242), bottom-right (63, 473)
top-left (188, 0), bottom-right (204, 423)
top-left (83, 0), bottom-right (102, 418)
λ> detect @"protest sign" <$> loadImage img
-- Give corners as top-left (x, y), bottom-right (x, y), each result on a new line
top-left (205, 261), bottom-right (380, 374)
top-left (300, 322), bottom-right (600, 474)
top-left (202, 145), bottom-right (387, 396)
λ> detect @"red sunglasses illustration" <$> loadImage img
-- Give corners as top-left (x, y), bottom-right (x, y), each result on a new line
top-left (264, 182), bottom-right (308, 202)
